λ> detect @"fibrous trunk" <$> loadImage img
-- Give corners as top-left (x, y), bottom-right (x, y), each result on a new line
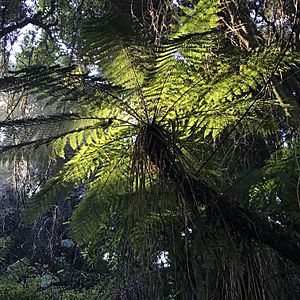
top-left (143, 123), bottom-right (300, 265)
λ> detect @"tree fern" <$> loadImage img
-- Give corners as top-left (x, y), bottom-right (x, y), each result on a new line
top-left (1, 1), bottom-right (300, 298)
top-left (0, 0), bottom-right (295, 253)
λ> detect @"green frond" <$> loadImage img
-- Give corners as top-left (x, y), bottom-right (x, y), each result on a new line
top-left (24, 124), bottom-right (135, 223)
top-left (70, 158), bottom-right (130, 244)
top-left (175, 0), bottom-right (220, 35)
top-left (0, 114), bottom-right (113, 163)
top-left (82, 14), bottom-right (147, 90)
top-left (0, 65), bottom-right (120, 115)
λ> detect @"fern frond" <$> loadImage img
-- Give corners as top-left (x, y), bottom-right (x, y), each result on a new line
top-left (0, 117), bottom-right (113, 163)
top-left (24, 124), bottom-right (135, 222)
top-left (70, 155), bottom-right (131, 243)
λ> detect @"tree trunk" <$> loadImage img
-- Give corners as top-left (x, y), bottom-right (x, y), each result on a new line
top-left (144, 123), bottom-right (300, 265)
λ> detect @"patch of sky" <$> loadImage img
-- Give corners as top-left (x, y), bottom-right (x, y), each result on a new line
top-left (56, 39), bottom-right (73, 56)
top-left (156, 251), bottom-right (170, 268)
top-left (181, 227), bottom-right (192, 236)
top-left (103, 252), bottom-right (116, 261)
top-left (88, 65), bottom-right (100, 76)
top-left (249, 10), bottom-right (266, 28)
top-left (275, 194), bottom-right (282, 204)
top-left (9, 25), bottom-right (42, 66)
top-left (0, 128), bottom-right (6, 142)
top-left (173, 50), bottom-right (190, 65)
top-left (8, 0), bottom-right (40, 65)
top-left (25, 0), bottom-right (37, 14)
top-left (280, 130), bottom-right (289, 148)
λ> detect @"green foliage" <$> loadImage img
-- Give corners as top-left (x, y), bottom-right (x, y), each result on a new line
top-left (0, 258), bottom-right (55, 299)
top-left (0, 237), bottom-right (11, 264)
top-left (176, 0), bottom-right (220, 35)
top-left (0, 258), bottom-right (106, 299)
top-left (1, 0), bottom-right (300, 298)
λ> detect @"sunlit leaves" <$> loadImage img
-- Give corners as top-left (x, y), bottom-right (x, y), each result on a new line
top-left (176, 0), bottom-right (220, 35)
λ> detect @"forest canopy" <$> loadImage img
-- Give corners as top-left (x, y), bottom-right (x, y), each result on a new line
top-left (0, 0), bottom-right (300, 299)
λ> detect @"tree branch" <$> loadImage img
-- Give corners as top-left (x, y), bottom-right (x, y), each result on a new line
top-left (0, 10), bottom-right (57, 39)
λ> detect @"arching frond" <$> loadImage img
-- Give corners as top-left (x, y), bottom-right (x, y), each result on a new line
top-left (24, 124), bottom-right (135, 222)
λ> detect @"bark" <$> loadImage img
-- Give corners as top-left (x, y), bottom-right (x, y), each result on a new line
top-left (144, 124), bottom-right (300, 265)
top-left (220, 0), bottom-right (260, 51)
top-left (0, 17), bottom-right (56, 39)
top-left (0, 1), bottom-right (57, 39)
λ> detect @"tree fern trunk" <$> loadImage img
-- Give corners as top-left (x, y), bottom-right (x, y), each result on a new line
top-left (144, 123), bottom-right (300, 265)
